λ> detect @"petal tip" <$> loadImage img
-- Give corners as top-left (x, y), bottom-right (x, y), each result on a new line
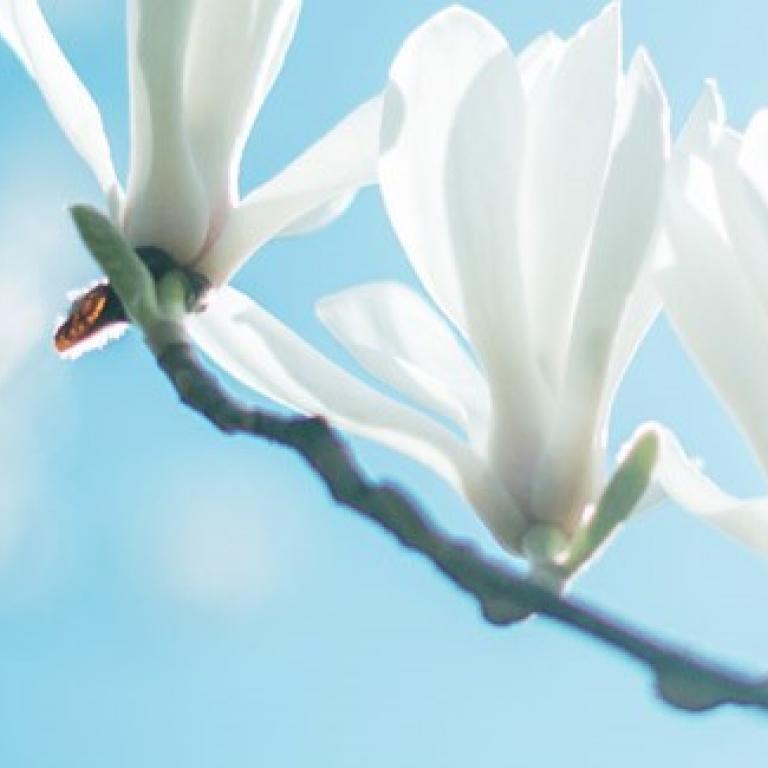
top-left (701, 78), bottom-right (726, 125)
top-left (395, 3), bottom-right (507, 65)
top-left (428, 4), bottom-right (490, 27)
top-left (627, 47), bottom-right (665, 102)
top-left (625, 47), bottom-right (670, 146)
top-left (568, 0), bottom-right (622, 69)
top-left (602, 1), bottom-right (622, 21)
top-left (592, 1), bottom-right (622, 33)
top-left (677, 80), bottom-right (727, 157)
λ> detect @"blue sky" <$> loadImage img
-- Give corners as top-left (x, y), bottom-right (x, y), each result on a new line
top-left (2, 1), bottom-right (768, 765)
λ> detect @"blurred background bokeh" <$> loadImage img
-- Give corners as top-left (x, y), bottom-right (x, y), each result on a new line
top-left (2, 1), bottom-right (768, 764)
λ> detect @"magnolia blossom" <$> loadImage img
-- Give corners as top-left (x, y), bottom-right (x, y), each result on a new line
top-left (0, 0), bottom-right (381, 340)
top-left (650, 81), bottom-right (768, 557)
top-left (188, 4), bottom-right (672, 575)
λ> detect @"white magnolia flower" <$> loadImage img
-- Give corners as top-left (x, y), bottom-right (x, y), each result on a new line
top-left (651, 80), bottom-right (768, 557)
top-left (0, 0), bottom-right (381, 349)
top-left (188, 4), bottom-right (672, 579)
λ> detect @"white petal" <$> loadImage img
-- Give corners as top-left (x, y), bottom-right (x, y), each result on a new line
top-left (566, 50), bottom-right (668, 414)
top-left (442, 46), bottom-right (555, 473)
top-left (677, 153), bottom-right (730, 242)
top-left (316, 281), bottom-right (490, 440)
top-left (532, 50), bottom-right (669, 529)
top-left (379, 6), bottom-right (550, 472)
top-left (739, 110), bottom-right (768, 209)
top-left (0, 1), bottom-right (28, 67)
top-left (710, 128), bottom-right (768, 312)
top-left (519, 32), bottom-right (565, 142)
top-left (196, 96), bottom-right (382, 285)
top-left (666, 81), bottom-right (727, 256)
top-left (1, 0), bottom-right (122, 217)
top-left (378, 6), bottom-right (509, 336)
top-left (658, 162), bottom-right (768, 478)
top-left (519, 3), bottom-right (621, 389)
top-left (187, 287), bottom-right (526, 549)
top-left (277, 191), bottom-right (355, 237)
top-left (644, 424), bottom-right (768, 558)
top-left (676, 79), bottom-right (725, 157)
top-left (124, 0), bottom-right (209, 263)
top-left (518, 31), bottom-right (564, 96)
top-left (184, 0), bottom-right (300, 218)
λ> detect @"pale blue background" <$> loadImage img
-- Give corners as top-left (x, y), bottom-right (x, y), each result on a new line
top-left (1, 1), bottom-right (768, 765)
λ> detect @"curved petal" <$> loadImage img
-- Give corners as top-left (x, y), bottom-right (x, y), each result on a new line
top-left (187, 287), bottom-right (526, 549)
top-left (710, 129), bottom-right (768, 312)
top-left (676, 152), bottom-right (729, 242)
top-left (518, 32), bottom-right (564, 95)
top-left (277, 191), bottom-right (355, 237)
top-left (378, 6), bottom-right (509, 337)
top-left (0, 2), bottom-right (29, 68)
top-left (124, 0), bottom-right (209, 263)
top-left (0, 0), bottom-right (122, 217)
top-left (739, 110), bottom-right (768, 209)
top-left (519, 3), bottom-right (621, 389)
top-left (316, 281), bottom-right (490, 440)
top-left (532, 50), bottom-right (669, 529)
top-left (184, 0), bottom-right (301, 217)
top-left (643, 424), bottom-right (768, 558)
top-left (658, 160), bottom-right (768, 479)
top-left (565, 50), bottom-right (668, 422)
top-left (378, 6), bottom-right (551, 480)
top-left (196, 96), bottom-right (382, 285)
top-left (677, 79), bottom-right (725, 157)
top-left (519, 32), bottom-right (565, 135)
top-left (443, 48), bottom-right (554, 478)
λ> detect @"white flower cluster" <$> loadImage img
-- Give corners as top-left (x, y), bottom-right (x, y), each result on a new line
top-left (4, 1), bottom-right (768, 583)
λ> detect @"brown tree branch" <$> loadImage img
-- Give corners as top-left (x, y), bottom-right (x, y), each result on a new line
top-left (66, 205), bottom-right (768, 716)
top-left (155, 338), bottom-right (768, 716)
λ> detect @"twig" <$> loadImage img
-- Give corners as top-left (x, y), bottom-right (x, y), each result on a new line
top-left (155, 338), bottom-right (768, 716)
top-left (67, 205), bottom-right (768, 716)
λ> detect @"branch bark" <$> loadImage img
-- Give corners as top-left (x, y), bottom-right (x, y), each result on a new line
top-left (154, 337), bottom-right (768, 716)
top-left (67, 204), bottom-right (768, 716)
